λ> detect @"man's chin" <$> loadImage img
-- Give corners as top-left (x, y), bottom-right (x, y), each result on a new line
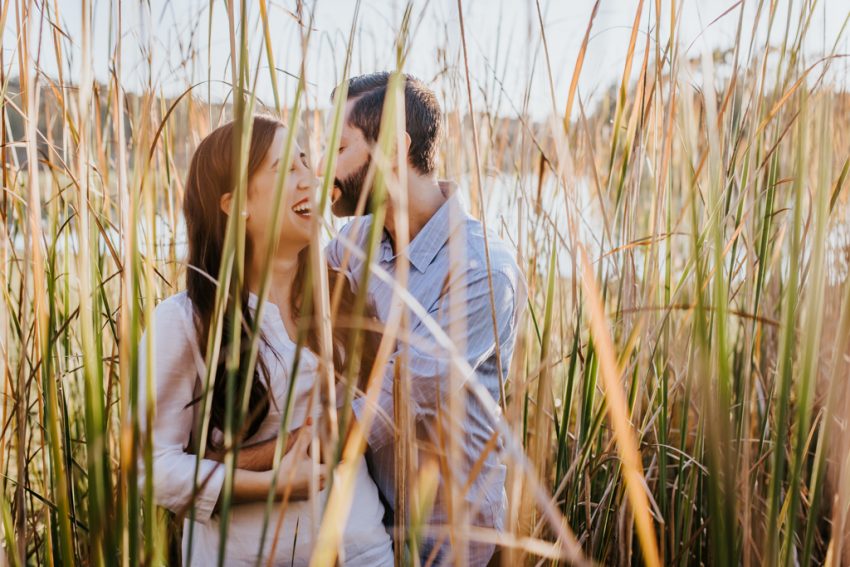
top-left (330, 201), bottom-right (349, 217)
top-left (330, 196), bottom-right (361, 217)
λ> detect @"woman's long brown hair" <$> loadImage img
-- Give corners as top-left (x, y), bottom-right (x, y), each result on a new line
top-left (183, 115), bottom-right (379, 451)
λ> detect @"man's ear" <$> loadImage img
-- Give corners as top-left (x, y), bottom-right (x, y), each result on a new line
top-left (220, 192), bottom-right (233, 216)
top-left (395, 132), bottom-right (413, 173)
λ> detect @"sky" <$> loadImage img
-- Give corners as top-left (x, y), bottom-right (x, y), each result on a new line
top-left (4, 0), bottom-right (850, 120)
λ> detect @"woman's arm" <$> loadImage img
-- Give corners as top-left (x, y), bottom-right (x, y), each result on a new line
top-left (222, 428), bottom-right (325, 509)
top-left (139, 296), bottom-right (323, 518)
top-left (205, 436), bottom-right (284, 472)
top-left (138, 296), bottom-right (227, 521)
top-left (226, 469), bottom-right (278, 505)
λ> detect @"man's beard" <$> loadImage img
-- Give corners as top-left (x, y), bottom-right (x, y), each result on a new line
top-left (331, 156), bottom-right (375, 217)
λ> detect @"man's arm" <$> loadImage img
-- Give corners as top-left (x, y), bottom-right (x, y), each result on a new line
top-left (350, 268), bottom-right (520, 452)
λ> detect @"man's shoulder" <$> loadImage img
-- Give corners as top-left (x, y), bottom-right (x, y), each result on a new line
top-left (462, 219), bottom-right (522, 278)
top-left (449, 219), bottom-right (525, 301)
top-left (327, 215), bottom-right (375, 269)
top-left (335, 215), bottom-right (375, 242)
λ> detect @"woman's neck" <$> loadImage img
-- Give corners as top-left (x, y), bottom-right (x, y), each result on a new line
top-left (247, 251), bottom-right (300, 337)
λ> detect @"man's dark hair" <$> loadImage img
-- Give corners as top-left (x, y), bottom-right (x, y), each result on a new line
top-left (334, 72), bottom-right (442, 175)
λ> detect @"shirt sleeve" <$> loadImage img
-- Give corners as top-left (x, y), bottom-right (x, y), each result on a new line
top-left (137, 297), bottom-right (225, 523)
top-left (326, 233), bottom-right (343, 270)
top-left (352, 268), bottom-right (521, 451)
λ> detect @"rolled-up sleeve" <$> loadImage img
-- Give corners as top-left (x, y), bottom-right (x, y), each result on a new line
top-left (326, 231), bottom-right (344, 270)
top-left (137, 297), bottom-right (225, 522)
top-left (352, 268), bottom-right (519, 451)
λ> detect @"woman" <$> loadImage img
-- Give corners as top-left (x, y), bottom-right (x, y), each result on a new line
top-left (138, 115), bottom-right (392, 566)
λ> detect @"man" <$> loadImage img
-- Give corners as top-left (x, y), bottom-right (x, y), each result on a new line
top-left (325, 72), bottom-right (526, 565)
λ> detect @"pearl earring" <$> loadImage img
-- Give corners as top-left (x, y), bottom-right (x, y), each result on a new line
top-left (240, 210), bottom-right (249, 218)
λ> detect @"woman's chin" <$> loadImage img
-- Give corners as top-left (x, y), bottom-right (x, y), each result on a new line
top-left (277, 232), bottom-right (311, 253)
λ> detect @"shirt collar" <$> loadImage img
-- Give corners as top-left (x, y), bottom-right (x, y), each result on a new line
top-left (384, 181), bottom-right (467, 273)
top-left (246, 291), bottom-right (283, 324)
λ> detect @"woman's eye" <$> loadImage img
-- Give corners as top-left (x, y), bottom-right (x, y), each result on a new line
top-left (338, 146), bottom-right (345, 153)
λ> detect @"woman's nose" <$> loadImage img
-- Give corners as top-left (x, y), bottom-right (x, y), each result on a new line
top-left (297, 173), bottom-right (320, 193)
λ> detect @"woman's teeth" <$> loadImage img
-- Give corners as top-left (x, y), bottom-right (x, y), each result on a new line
top-left (292, 202), bottom-right (311, 216)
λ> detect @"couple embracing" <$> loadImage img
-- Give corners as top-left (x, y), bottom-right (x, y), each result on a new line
top-left (140, 72), bottom-right (526, 566)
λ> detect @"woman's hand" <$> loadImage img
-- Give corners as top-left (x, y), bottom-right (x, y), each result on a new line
top-left (275, 425), bottom-right (326, 501)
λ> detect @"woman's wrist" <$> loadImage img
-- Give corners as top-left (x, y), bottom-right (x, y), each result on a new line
top-left (229, 468), bottom-right (277, 503)
top-left (272, 462), bottom-right (292, 499)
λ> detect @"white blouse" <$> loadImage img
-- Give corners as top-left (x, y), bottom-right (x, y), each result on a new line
top-left (138, 291), bottom-right (392, 566)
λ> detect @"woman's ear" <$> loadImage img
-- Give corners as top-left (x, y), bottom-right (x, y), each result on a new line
top-left (220, 192), bottom-right (233, 216)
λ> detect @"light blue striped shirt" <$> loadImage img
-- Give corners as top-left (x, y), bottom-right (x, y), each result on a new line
top-left (326, 184), bottom-right (527, 564)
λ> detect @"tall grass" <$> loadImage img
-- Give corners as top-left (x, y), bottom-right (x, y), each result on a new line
top-left (3, 0), bottom-right (850, 565)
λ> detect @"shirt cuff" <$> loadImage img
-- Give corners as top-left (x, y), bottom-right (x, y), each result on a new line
top-left (351, 395), bottom-right (395, 452)
top-left (193, 460), bottom-right (226, 523)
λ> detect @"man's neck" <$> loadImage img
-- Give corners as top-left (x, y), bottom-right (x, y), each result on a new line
top-left (383, 175), bottom-right (449, 252)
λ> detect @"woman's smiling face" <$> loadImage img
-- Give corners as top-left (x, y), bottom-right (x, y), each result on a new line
top-left (244, 127), bottom-right (318, 257)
